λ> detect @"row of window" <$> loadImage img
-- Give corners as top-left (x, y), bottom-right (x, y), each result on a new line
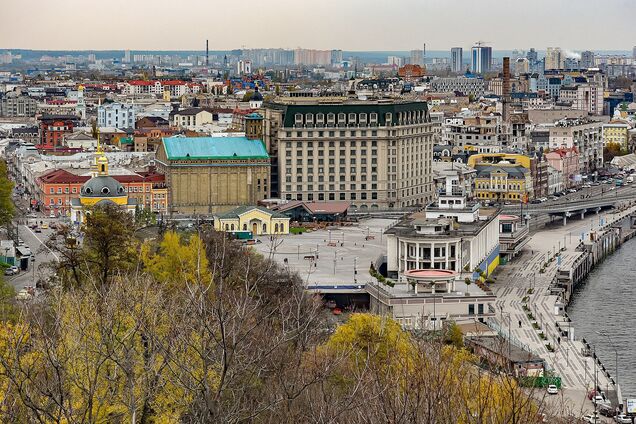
top-left (224, 222), bottom-right (285, 233)
top-left (285, 148), bottom-right (379, 158)
top-left (292, 110), bottom-right (427, 126)
top-left (48, 185), bottom-right (152, 194)
top-left (285, 140), bottom-right (379, 148)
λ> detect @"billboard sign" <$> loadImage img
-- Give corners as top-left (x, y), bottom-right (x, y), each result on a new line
top-left (626, 398), bottom-right (636, 414)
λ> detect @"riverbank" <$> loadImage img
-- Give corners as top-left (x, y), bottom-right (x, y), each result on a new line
top-left (492, 202), bottom-right (636, 415)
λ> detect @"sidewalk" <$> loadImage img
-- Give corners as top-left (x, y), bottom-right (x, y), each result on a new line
top-left (492, 204), bottom-right (636, 413)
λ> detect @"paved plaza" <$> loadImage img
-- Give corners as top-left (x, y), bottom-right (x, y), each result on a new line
top-left (253, 218), bottom-right (397, 287)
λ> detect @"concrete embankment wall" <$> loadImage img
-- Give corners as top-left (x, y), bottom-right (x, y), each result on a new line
top-left (553, 211), bottom-right (636, 306)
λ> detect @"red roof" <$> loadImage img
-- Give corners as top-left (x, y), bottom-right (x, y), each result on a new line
top-left (127, 80), bottom-right (155, 86)
top-left (37, 169), bottom-right (89, 185)
top-left (161, 80), bottom-right (186, 86)
top-left (37, 168), bottom-right (165, 185)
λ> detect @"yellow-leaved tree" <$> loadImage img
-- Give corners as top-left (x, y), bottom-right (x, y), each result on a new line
top-left (142, 231), bottom-right (212, 289)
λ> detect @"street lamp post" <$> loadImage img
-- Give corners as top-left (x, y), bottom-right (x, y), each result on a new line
top-left (30, 256), bottom-right (36, 286)
top-left (430, 282), bottom-right (437, 331)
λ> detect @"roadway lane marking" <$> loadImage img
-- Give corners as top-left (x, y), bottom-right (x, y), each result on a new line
top-left (22, 225), bottom-right (59, 262)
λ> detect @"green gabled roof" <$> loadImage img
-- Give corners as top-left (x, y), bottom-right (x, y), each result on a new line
top-left (162, 136), bottom-right (269, 161)
top-left (216, 205), bottom-right (288, 220)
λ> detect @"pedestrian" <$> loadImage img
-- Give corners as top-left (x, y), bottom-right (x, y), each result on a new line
top-left (557, 336), bottom-right (561, 344)
top-left (518, 320), bottom-right (522, 328)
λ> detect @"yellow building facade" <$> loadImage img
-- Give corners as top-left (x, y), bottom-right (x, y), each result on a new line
top-left (474, 165), bottom-right (531, 203)
top-left (214, 206), bottom-right (290, 236)
top-left (602, 123), bottom-right (630, 148)
top-left (467, 153), bottom-right (532, 169)
top-left (70, 145), bottom-right (137, 223)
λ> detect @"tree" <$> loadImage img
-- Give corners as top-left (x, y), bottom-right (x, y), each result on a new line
top-left (0, 161), bottom-right (14, 229)
top-left (142, 231), bottom-right (211, 289)
top-left (83, 203), bottom-right (136, 288)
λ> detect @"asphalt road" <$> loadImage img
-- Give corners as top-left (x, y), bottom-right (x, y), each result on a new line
top-left (4, 222), bottom-right (59, 292)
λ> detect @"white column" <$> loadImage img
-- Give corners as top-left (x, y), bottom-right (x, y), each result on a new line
top-left (416, 242), bottom-right (420, 269)
top-left (445, 242), bottom-right (450, 270)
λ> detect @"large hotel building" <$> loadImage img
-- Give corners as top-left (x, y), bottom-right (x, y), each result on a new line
top-left (263, 95), bottom-right (434, 209)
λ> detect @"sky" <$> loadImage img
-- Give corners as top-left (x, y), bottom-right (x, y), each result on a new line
top-left (1, 0), bottom-right (634, 51)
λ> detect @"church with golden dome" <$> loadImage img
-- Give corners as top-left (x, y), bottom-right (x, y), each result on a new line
top-left (70, 140), bottom-right (137, 224)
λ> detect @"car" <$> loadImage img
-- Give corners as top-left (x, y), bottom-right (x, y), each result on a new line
top-left (4, 266), bottom-right (19, 276)
top-left (582, 184), bottom-right (592, 188)
top-left (598, 403), bottom-right (616, 417)
top-left (34, 227), bottom-right (42, 233)
top-left (26, 213), bottom-right (37, 218)
top-left (40, 223), bottom-right (49, 229)
top-left (582, 412), bottom-right (601, 423)
top-left (592, 182), bottom-right (601, 186)
top-left (49, 211), bottom-right (55, 218)
top-left (530, 199), bottom-right (541, 204)
top-left (615, 413), bottom-right (632, 423)
top-left (546, 384), bottom-right (558, 394)
top-left (593, 394), bottom-right (609, 406)
top-left (568, 188), bottom-right (577, 193)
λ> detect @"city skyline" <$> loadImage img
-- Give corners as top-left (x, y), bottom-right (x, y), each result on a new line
top-left (1, 0), bottom-right (634, 51)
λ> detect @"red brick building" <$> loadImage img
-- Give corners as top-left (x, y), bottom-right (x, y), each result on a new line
top-left (35, 168), bottom-right (168, 216)
top-left (38, 115), bottom-right (79, 150)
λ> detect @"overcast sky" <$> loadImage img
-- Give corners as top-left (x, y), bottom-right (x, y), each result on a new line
top-left (1, 0), bottom-right (634, 51)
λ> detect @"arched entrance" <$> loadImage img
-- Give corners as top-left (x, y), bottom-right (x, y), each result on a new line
top-left (252, 222), bottom-right (258, 235)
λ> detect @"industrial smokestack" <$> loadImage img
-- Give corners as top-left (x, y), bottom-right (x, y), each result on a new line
top-left (502, 56), bottom-right (510, 122)
top-left (206, 39), bottom-right (209, 67)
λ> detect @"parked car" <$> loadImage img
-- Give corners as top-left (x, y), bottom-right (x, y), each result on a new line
top-left (26, 213), bottom-right (37, 218)
top-left (582, 412), bottom-right (601, 423)
top-left (582, 183), bottom-right (592, 188)
top-left (593, 394), bottom-right (609, 406)
top-left (615, 413), bottom-right (632, 423)
top-left (598, 403), bottom-right (616, 417)
top-left (546, 384), bottom-right (558, 395)
top-left (4, 266), bottom-right (19, 276)
top-left (40, 223), bottom-right (49, 230)
top-left (34, 227), bottom-right (42, 233)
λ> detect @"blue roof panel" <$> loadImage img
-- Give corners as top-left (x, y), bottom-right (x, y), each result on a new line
top-left (162, 136), bottom-right (269, 160)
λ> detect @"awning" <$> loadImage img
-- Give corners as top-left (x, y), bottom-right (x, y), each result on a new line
top-left (15, 246), bottom-right (31, 257)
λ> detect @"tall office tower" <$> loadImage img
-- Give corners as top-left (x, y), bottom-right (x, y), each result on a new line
top-left (409, 49), bottom-right (424, 66)
top-left (545, 47), bottom-right (564, 70)
top-left (632, 46), bottom-right (636, 60)
top-left (206, 40), bottom-right (209, 66)
top-left (471, 43), bottom-right (492, 74)
top-left (450, 47), bottom-right (463, 72)
top-left (123, 50), bottom-right (131, 63)
top-left (580, 51), bottom-right (595, 69)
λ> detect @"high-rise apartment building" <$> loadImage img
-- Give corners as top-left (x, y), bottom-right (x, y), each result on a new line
top-left (450, 47), bottom-right (463, 73)
top-left (387, 56), bottom-right (404, 67)
top-left (632, 46), bottom-right (636, 60)
top-left (581, 51), bottom-right (595, 69)
top-left (263, 98), bottom-right (435, 208)
top-left (410, 49), bottom-right (424, 66)
top-left (294, 49), bottom-right (332, 66)
top-left (331, 49), bottom-right (343, 65)
top-left (545, 47), bottom-right (564, 70)
top-left (471, 44), bottom-right (492, 74)
top-left (123, 50), bottom-right (131, 63)
top-left (237, 60), bottom-right (252, 75)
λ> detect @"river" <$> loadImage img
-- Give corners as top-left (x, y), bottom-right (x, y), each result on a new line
top-left (568, 238), bottom-right (636, 398)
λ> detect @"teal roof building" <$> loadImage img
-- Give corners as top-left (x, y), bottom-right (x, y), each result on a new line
top-left (155, 135), bottom-right (271, 215)
top-left (160, 136), bottom-right (269, 161)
